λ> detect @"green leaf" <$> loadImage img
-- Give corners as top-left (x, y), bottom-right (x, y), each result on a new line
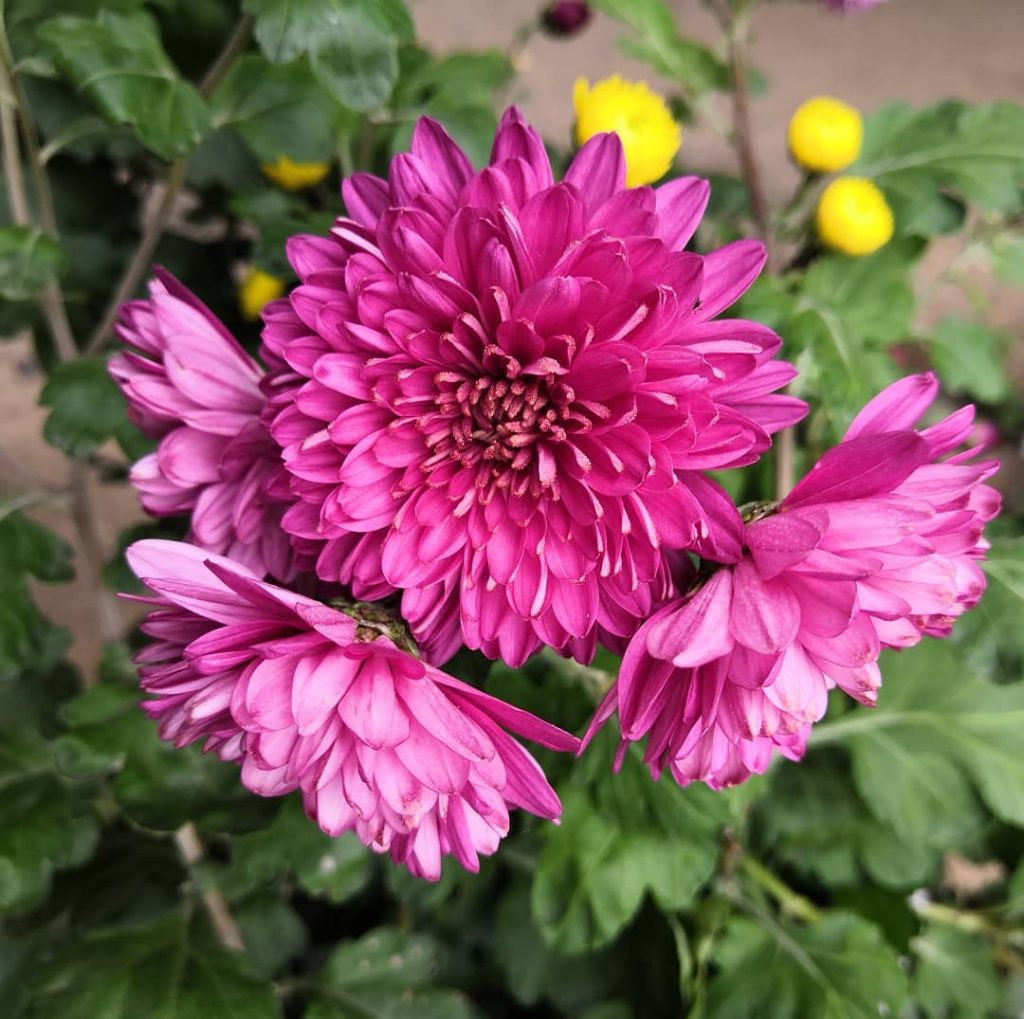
top-left (704, 911), bottom-right (907, 1018)
top-left (0, 227), bottom-right (66, 300)
top-left (531, 737), bottom-right (736, 953)
top-left (927, 316), bottom-right (1010, 403)
top-left (244, 0), bottom-right (411, 112)
top-left (225, 796), bottom-right (373, 903)
top-left (230, 190), bottom-right (336, 277)
top-left (234, 893), bottom-right (307, 980)
top-left (589, 0), bottom-right (729, 95)
top-left (210, 55), bottom-right (346, 163)
top-left (24, 912), bottom-right (280, 1018)
top-left (40, 356), bottom-right (144, 460)
top-left (810, 642), bottom-right (1024, 828)
top-left (0, 725), bottom-right (98, 915)
top-left (38, 11), bottom-right (209, 159)
top-left (55, 683), bottom-right (271, 832)
top-left (0, 511), bottom-right (74, 583)
top-left (306, 927), bottom-right (476, 1019)
top-left (855, 102), bottom-right (1024, 225)
top-left (990, 231), bottom-right (1024, 286)
top-left (756, 754), bottom-right (939, 890)
top-left (911, 925), bottom-right (1002, 1019)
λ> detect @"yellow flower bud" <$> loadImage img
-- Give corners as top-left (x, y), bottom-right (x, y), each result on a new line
top-left (261, 156), bottom-right (331, 192)
top-left (238, 268), bottom-right (285, 321)
top-left (573, 75), bottom-right (682, 188)
top-left (788, 96), bottom-right (863, 174)
top-left (815, 177), bottom-right (894, 256)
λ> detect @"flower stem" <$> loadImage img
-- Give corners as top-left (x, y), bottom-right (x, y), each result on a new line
top-left (174, 822), bottom-right (246, 952)
top-left (739, 854), bottom-right (823, 924)
top-left (83, 15), bottom-right (253, 357)
top-left (718, 3), bottom-right (774, 270)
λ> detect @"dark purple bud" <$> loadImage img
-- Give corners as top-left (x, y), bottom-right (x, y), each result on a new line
top-left (541, 1), bottom-right (592, 37)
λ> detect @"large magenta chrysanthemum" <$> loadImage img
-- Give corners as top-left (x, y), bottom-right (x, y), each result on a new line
top-left (128, 540), bottom-right (577, 880)
top-left (112, 269), bottom-right (297, 580)
top-left (265, 109), bottom-right (806, 667)
top-left (586, 374), bottom-right (1000, 790)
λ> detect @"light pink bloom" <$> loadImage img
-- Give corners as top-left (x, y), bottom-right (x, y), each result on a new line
top-left (266, 108), bottom-right (806, 667)
top-left (126, 539), bottom-right (577, 880)
top-left (588, 374), bottom-right (999, 789)
top-left (112, 270), bottom-right (296, 579)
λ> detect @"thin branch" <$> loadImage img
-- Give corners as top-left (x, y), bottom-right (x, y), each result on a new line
top-left (1, 91), bottom-right (30, 225)
top-left (83, 15), bottom-right (253, 356)
top-left (720, 4), bottom-right (774, 270)
top-left (774, 426), bottom-right (795, 500)
top-left (83, 157), bottom-right (187, 355)
top-left (174, 822), bottom-right (246, 953)
top-left (0, 40), bottom-right (77, 360)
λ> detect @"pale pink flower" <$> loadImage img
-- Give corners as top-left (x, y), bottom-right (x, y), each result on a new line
top-left (265, 108), bottom-right (806, 667)
top-left (588, 373), bottom-right (999, 789)
top-left (112, 270), bottom-right (296, 579)
top-left (127, 539), bottom-right (577, 880)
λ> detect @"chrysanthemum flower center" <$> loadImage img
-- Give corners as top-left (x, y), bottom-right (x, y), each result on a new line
top-left (427, 345), bottom-right (588, 490)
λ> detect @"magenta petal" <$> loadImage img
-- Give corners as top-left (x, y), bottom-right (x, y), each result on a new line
top-left (843, 372), bottom-right (938, 440)
top-left (697, 239), bottom-right (765, 319)
top-left (654, 175), bottom-right (710, 250)
top-left (646, 570), bottom-right (734, 667)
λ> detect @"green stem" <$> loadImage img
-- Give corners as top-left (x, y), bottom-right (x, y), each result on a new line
top-left (739, 855), bottom-right (823, 924)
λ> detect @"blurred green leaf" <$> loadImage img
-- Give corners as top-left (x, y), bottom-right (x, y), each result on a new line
top-left (990, 231), bottom-right (1024, 286)
top-left (0, 726), bottom-right (98, 915)
top-left (230, 190), bottom-right (336, 276)
top-left (0, 228), bottom-right (66, 301)
top-left (589, 0), bottom-right (729, 95)
top-left (704, 911), bottom-right (907, 1018)
top-left (531, 737), bottom-right (739, 953)
top-left (234, 893), bottom-right (307, 980)
top-left (25, 911), bottom-right (280, 1018)
top-left (244, 0), bottom-right (411, 113)
top-left (305, 927), bottom-right (477, 1019)
top-left (0, 511), bottom-right (74, 583)
top-left (55, 683), bottom-right (270, 832)
top-left (856, 102), bottom-right (1024, 228)
top-left (39, 356), bottom-right (145, 460)
top-left (37, 10), bottom-right (209, 159)
top-left (210, 55), bottom-right (346, 164)
top-left (225, 796), bottom-right (373, 903)
top-left (911, 924), bottom-right (1002, 1019)
top-left (811, 642), bottom-right (1024, 828)
top-left (927, 316), bottom-right (1010, 403)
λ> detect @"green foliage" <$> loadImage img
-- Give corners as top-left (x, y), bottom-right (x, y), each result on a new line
top-left (244, 0), bottom-right (412, 113)
top-left (704, 911), bottom-right (908, 1018)
top-left (911, 924), bottom-right (1003, 1019)
top-left (305, 927), bottom-right (476, 1019)
top-left (856, 102), bottom-right (1024, 231)
top-left (0, 228), bottom-right (66, 301)
top-left (39, 356), bottom-right (147, 459)
top-left (927, 316), bottom-right (1012, 403)
top-left (589, 0), bottom-right (729, 96)
top-left (24, 911), bottom-right (280, 1018)
top-left (37, 10), bottom-right (210, 159)
top-left (210, 55), bottom-right (349, 164)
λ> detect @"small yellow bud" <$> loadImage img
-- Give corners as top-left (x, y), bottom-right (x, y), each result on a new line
top-left (573, 75), bottom-right (682, 188)
top-left (238, 268), bottom-right (285, 321)
top-left (815, 177), bottom-right (894, 256)
top-left (261, 156), bottom-right (331, 192)
top-left (788, 96), bottom-right (863, 174)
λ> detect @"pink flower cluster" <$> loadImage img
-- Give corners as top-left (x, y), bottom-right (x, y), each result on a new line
top-left (112, 108), bottom-right (997, 879)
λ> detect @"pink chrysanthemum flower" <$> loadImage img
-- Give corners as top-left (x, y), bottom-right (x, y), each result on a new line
top-left (265, 108), bottom-right (806, 667)
top-left (127, 539), bottom-right (577, 880)
top-left (111, 270), bottom-right (296, 579)
top-left (587, 374), bottom-right (999, 790)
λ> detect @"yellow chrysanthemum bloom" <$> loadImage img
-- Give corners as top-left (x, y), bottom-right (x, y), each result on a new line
top-left (815, 177), bottom-right (894, 256)
top-left (573, 75), bottom-right (682, 188)
top-left (787, 96), bottom-right (863, 174)
top-left (239, 268), bottom-right (285, 321)
top-left (261, 156), bottom-right (331, 192)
